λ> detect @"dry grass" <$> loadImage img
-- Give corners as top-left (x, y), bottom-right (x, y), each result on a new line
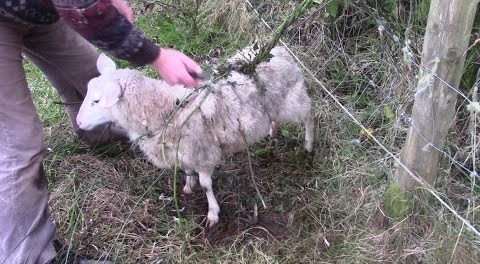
top-left (25, 0), bottom-right (480, 263)
top-left (200, 0), bottom-right (258, 39)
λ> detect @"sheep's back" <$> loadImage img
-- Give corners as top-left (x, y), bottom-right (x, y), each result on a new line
top-left (229, 46), bottom-right (309, 122)
top-left (257, 47), bottom-right (309, 123)
top-left (139, 46), bottom-right (309, 171)
top-left (177, 72), bottom-right (271, 159)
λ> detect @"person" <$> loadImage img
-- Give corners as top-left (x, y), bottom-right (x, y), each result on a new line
top-left (0, 0), bottom-right (203, 263)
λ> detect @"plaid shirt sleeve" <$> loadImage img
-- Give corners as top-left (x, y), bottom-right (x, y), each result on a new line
top-left (52, 0), bottom-right (160, 66)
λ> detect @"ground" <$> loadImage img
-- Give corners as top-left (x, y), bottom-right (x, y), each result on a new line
top-left (25, 1), bottom-right (480, 263)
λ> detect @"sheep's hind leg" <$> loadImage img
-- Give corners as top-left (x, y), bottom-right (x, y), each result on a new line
top-left (183, 170), bottom-right (196, 194)
top-left (304, 114), bottom-right (314, 152)
top-left (198, 169), bottom-right (220, 226)
top-left (268, 121), bottom-right (277, 138)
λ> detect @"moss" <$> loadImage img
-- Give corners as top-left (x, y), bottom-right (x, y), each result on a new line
top-left (383, 183), bottom-right (411, 218)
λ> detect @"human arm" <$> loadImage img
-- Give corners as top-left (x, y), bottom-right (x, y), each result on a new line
top-left (52, 0), bottom-right (202, 87)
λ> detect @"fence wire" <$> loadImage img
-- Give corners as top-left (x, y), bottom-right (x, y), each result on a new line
top-left (243, 0), bottom-right (480, 238)
top-left (363, 3), bottom-right (480, 182)
top-left (304, 17), bottom-right (480, 183)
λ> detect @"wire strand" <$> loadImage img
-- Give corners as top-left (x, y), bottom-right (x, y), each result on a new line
top-left (243, 0), bottom-right (480, 238)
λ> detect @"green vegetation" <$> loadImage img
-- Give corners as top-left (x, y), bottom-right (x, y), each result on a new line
top-left (25, 1), bottom-right (480, 263)
top-left (24, 59), bottom-right (66, 126)
top-left (383, 183), bottom-right (410, 218)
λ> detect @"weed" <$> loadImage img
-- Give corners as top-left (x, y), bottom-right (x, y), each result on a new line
top-left (23, 0), bottom-right (480, 263)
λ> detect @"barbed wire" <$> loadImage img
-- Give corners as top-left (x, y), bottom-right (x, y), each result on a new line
top-left (329, 0), bottom-right (480, 230)
top-left (359, 3), bottom-right (474, 104)
top-left (469, 70), bottom-right (479, 225)
top-left (471, 72), bottom-right (479, 178)
top-left (357, 3), bottom-right (480, 182)
top-left (308, 19), bottom-right (480, 183)
top-left (243, 0), bottom-right (480, 238)
top-left (367, 7), bottom-right (480, 186)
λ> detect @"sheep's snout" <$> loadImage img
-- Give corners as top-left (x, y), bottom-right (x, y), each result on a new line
top-left (76, 118), bottom-right (84, 129)
top-left (76, 114), bottom-right (93, 131)
top-left (76, 99), bottom-right (113, 131)
top-left (76, 115), bottom-right (93, 131)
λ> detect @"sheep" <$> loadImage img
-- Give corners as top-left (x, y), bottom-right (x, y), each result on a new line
top-left (76, 46), bottom-right (314, 226)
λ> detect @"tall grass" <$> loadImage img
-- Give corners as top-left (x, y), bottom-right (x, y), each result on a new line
top-left (24, 0), bottom-right (480, 263)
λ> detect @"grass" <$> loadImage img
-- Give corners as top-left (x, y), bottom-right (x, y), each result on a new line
top-left (25, 59), bottom-right (66, 127)
top-left (22, 0), bottom-right (480, 263)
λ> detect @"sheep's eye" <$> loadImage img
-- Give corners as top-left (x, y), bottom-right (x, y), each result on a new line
top-left (93, 100), bottom-right (100, 104)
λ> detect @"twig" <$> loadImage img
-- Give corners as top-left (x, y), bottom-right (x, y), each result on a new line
top-left (171, 86), bottom-right (213, 219)
top-left (464, 37), bottom-right (480, 56)
top-left (243, 0), bottom-right (480, 238)
top-left (53, 101), bottom-right (82, 106)
top-left (156, 72), bottom-right (229, 220)
top-left (242, 132), bottom-right (267, 209)
top-left (240, 0), bottom-right (314, 74)
top-left (448, 216), bottom-right (465, 264)
top-left (468, 67), bottom-right (479, 224)
top-left (104, 169), bottom-right (167, 263)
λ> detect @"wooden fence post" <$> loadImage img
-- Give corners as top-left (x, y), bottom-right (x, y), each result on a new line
top-left (395, 0), bottom-right (477, 189)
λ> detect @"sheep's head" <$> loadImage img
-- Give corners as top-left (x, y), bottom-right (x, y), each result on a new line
top-left (76, 54), bottom-right (122, 130)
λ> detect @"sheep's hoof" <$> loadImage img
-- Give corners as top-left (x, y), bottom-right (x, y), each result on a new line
top-left (207, 211), bottom-right (219, 227)
top-left (305, 142), bottom-right (313, 153)
top-left (268, 129), bottom-right (277, 139)
top-left (183, 185), bottom-right (193, 195)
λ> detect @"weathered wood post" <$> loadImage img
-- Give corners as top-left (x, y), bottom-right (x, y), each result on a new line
top-left (395, 0), bottom-right (477, 189)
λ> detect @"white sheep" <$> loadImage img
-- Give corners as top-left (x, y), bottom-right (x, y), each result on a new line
top-left (76, 46), bottom-right (314, 226)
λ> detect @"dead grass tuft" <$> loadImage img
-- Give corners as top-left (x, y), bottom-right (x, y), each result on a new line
top-left (200, 0), bottom-right (257, 40)
top-left (30, 1), bottom-right (480, 263)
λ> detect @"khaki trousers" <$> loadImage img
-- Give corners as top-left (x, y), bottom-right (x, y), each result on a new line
top-left (0, 18), bottom-right (125, 264)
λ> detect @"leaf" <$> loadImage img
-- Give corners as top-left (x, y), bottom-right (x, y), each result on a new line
top-left (325, 1), bottom-right (339, 18)
top-left (384, 106), bottom-right (395, 121)
top-left (383, 183), bottom-right (410, 218)
top-left (254, 148), bottom-right (269, 158)
top-left (360, 127), bottom-right (374, 140)
top-left (274, 204), bottom-right (285, 213)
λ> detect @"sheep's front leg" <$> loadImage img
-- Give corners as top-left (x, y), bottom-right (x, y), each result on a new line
top-left (183, 169), bottom-right (196, 194)
top-left (268, 121), bottom-right (277, 138)
top-left (304, 114), bottom-right (314, 152)
top-left (198, 170), bottom-right (220, 226)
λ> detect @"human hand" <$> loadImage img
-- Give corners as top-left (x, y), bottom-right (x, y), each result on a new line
top-left (152, 48), bottom-right (203, 88)
top-left (111, 0), bottom-right (134, 23)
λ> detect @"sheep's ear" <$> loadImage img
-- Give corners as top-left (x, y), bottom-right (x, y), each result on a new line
top-left (97, 53), bottom-right (117, 75)
top-left (98, 82), bottom-right (121, 108)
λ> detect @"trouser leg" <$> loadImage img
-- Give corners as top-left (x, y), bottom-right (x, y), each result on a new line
top-left (23, 19), bottom-right (128, 146)
top-left (0, 19), bottom-right (56, 264)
